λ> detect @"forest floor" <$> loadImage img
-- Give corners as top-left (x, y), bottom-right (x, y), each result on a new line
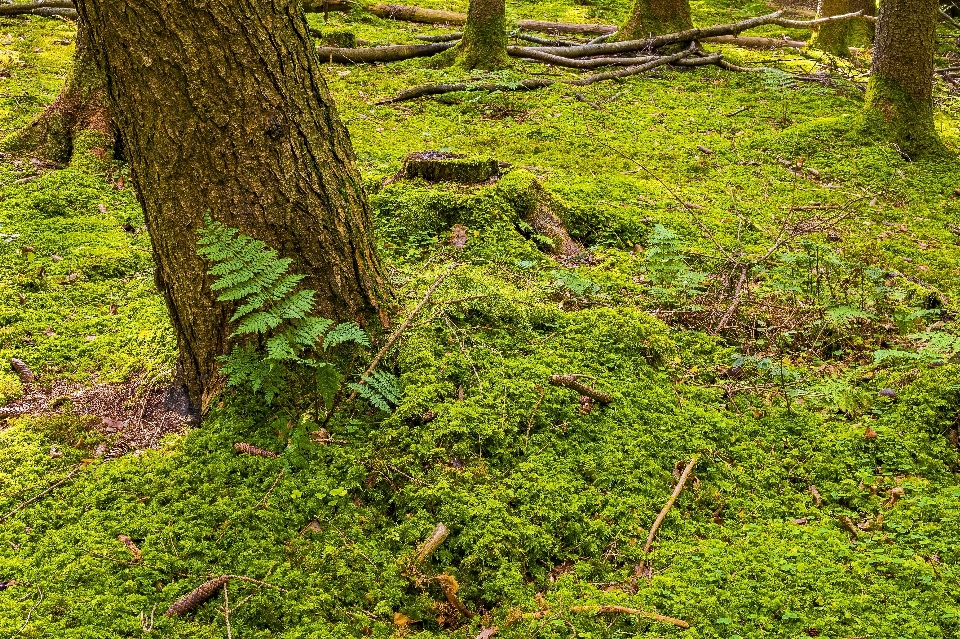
top-left (1, 0), bottom-right (960, 637)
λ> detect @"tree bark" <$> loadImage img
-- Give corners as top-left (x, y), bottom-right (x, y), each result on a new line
top-left (863, 0), bottom-right (940, 157)
top-left (2, 17), bottom-right (113, 169)
top-left (619, 0), bottom-right (694, 40)
top-left (434, 0), bottom-right (509, 69)
top-left (72, 0), bottom-right (390, 411)
top-left (810, 0), bottom-right (852, 55)
top-left (848, 0), bottom-right (876, 45)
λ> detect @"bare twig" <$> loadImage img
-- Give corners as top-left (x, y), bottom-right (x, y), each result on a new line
top-left (223, 582), bottom-right (232, 639)
top-left (348, 263), bottom-right (460, 402)
top-left (644, 457), bottom-right (697, 554)
top-left (1, 466), bottom-right (79, 523)
top-left (569, 605), bottom-right (690, 629)
top-left (415, 523), bottom-right (450, 563)
top-left (549, 374), bottom-right (613, 404)
top-left (13, 586), bottom-right (43, 638)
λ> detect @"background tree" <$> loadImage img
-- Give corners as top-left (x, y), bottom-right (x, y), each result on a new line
top-left (618, 0), bottom-right (694, 40)
top-left (435, 0), bottom-right (509, 69)
top-left (848, 0), bottom-right (876, 45)
top-left (863, 0), bottom-right (940, 156)
top-left (2, 17), bottom-right (113, 169)
top-left (72, 0), bottom-right (390, 411)
top-left (810, 0), bottom-right (853, 55)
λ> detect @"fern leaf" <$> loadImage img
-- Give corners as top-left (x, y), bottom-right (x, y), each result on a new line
top-left (324, 322), bottom-right (370, 349)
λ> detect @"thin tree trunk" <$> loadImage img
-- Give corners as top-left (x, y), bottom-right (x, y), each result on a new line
top-left (434, 0), bottom-right (509, 69)
top-left (863, 0), bottom-right (940, 157)
top-left (619, 0), bottom-right (694, 40)
top-left (810, 0), bottom-right (852, 55)
top-left (2, 17), bottom-right (113, 169)
top-left (73, 0), bottom-right (390, 411)
top-left (848, 0), bottom-right (876, 45)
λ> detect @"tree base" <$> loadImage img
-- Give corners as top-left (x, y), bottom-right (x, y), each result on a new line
top-left (861, 75), bottom-right (944, 159)
top-left (429, 41), bottom-right (511, 70)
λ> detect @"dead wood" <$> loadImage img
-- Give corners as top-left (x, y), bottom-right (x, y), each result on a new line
top-left (380, 46), bottom-right (694, 103)
top-left (117, 535), bottom-right (142, 562)
top-left (643, 457), bottom-right (697, 553)
top-left (884, 486), bottom-right (904, 508)
top-left (415, 523), bottom-right (450, 563)
top-left (399, 151), bottom-right (500, 183)
top-left (569, 605), bottom-right (690, 629)
top-left (549, 374), bottom-right (613, 404)
top-left (809, 484), bottom-right (823, 506)
top-left (516, 19), bottom-right (617, 35)
top-left (838, 515), bottom-right (859, 537)
top-left (522, 10), bottom-right (865, 59)
top-left (512, 33), bottom-right (578, 47)
top-left (0, 466), bottom-right (79, 523)
top-left (302, 0), bottom-right (467, 24)
top-left (416, 32), bottom-right (463, 42)
top-left (317, 42), bottom-right (454, 64)
top-left (436, 574), bottom-right (475, 618)
top-left (233, 442), bottom-right (278, 458)
top-left (0, 0), bottom-right (75, 16)
top-left (702, 34), bottom-right (807, 48)
top-left (10, 357), bottom-right (34, 384)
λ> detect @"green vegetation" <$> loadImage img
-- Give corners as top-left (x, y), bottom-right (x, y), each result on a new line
top-left (2, 1), bottom-right (960, 638)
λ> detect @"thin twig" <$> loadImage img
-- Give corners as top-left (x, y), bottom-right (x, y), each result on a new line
top-left (1, 466), bottom-right (80, 523)
top-left (644, 457), bottom-right (697, 554)
top-left (569, 605), bottom-right (690, 629)
top-left (348, 262), bottom-right (460, 402)
top-left (223, 582), bottom-right (232, 639)
top-left (13, 586), bottom-right (42, 638)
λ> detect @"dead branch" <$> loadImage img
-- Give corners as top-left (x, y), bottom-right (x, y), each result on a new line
top-left (702, 34), bottom-right (806, 49)
top-left (436, 574), bottom-right (475, 618)
top-left (380, 46), bottom-right (694, 103)
top-left (416, 32), bottom-right (462, 42)
top-left (348, 263), bottom-right (460, 403)
top-left (0, 0), bottom-right (73, 15)
top-left (523, 10), bottom-right (864, 59)
top-left (549, 374), bottom-right (613, 404)
top-left (644, 457), bottom-right (697, 554)
top-left (512, 32), bottom-right (578, 47)
top-left (317, 42), bottom-right (454, 64)
top-left (233, 442), bottom-right (279, 458)
top-left (302, 0), bottom-right (467, 24)
top-left (118, 535), bottom-right (142, 563)
top-left (838, 515), bottom-right (859, 537)
top-left (0, 466), bottom-right (79, 523)
top-left (809, 484), bottom-right (823, 507)
top-left (712, 265), bottom-right (749, 334)
top-left (516, 19), bottom-right (617, 35)
top-left (415, 523), bottom-right (450, 563)
top-left (569, 605), bottom-right (690, 629)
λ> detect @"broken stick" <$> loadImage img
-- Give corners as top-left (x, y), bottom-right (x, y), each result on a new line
top-left (570, 605), bottom-right (690, 629)
top-left (548, 374), bottom-right (613, 404)
top-left (643, 457), bottom-right (697, 554)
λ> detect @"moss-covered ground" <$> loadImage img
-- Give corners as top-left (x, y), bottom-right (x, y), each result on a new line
top-left (1, 1), bottom-right (960, 637)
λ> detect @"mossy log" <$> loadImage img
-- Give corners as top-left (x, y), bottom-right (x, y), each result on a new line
top-left (400, 152), bottom-right (500, 184)
top-left (515, 19), bottom-right (617, 35)
top-left (317, 42), bottom-right (454, 64)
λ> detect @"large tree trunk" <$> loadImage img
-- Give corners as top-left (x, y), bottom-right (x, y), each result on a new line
top-left (2, 17), bottom-right (113, 169)
top-left (618, 0), bottom-right (694, 40)
top-left (810, 0), bottom-right (852, 55)
top-left (434, 0), bottom-right (509, 69)
top-left (73, 0), bottom-right (390, 412)
top-left (863, 0), bottom-right (940, 157)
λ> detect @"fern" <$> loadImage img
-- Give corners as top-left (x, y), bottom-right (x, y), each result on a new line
top-left (196, 216), bottom-right (380, 415)
top-left (348, 370), bottom-right (401, 412)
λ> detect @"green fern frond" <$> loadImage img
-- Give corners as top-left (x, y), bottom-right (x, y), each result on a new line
top-left (324, 322), bottom-right (370, 349)
top-left (348, 370), bottom-right (400, 412)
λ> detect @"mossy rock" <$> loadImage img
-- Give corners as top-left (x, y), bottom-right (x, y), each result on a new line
top-left (401, 151), bottom-right (500, 184)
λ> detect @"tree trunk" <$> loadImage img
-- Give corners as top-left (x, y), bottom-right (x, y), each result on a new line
top-left (72, 0), bottom-right (390, 412)
top-left (863, 0), bottom-right (940, 157)
top-left (434, 0), bottom-right (509, 69)
top-left (848, 0), bottom-right (876, 45)
top-left (618, 0), bottom-right (694, 40)
top-left (810, 0), bottom-right (852, 56)
top-left (2, 17), bottom-right (113, 170)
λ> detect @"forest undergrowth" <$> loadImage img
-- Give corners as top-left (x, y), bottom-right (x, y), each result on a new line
top-left (1, 0), bottom-right (960, 637)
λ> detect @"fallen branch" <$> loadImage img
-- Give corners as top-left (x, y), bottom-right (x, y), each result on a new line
top-left (317, 42), bottom-right (454, 64)
top-left (643, 457), bottom-right (697, 554)
top-left (10, 357), bottom-right (34, 384)
top-left (516, 19), bottom-right (617, 35)
top-left (347, 263), bottom-right (460, 403)
top-left (524, 10), bottom-right (864, 58)
top-left (416, 32), bottom-right (462, 42)
top-left (569, 605), bottom-right (690, 629)
top-left (415, 523), bottom-right (450, 563)
top-left (233, 442), bottom-right (279, 458)
top-left (0, 0), bottom-right (73, 15)
top-left (512, 32), bottom-right (579, 47)
top-left (436, 574), bottom-right (475, 618)
top-left (302, 0), bottom-right (467, 24)
top-left (118, 535), bottom-right (142, 563)
top-left (549, 374), bottom-right (613, 404)
top-left (702, 34), bottom-right (806, 49)
top-left (0, 466), bottom-right (79, 523)
top-left (380, 46), bottom-right (694, 103)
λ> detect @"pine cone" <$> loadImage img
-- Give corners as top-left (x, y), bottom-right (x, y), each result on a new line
top-left (165, 575), bottom-right (231, 616)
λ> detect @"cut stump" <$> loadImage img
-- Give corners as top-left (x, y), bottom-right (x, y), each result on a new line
top-left (401, 151), bottom-right (500, 184)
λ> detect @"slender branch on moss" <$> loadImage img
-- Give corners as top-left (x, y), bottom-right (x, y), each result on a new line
top-left (569, 605), bottom-right (690, 629)
top-left (643, 457), bottom-right (697, 554)
top-left (549, 374), bottom-right (613, 404)
top-left (0, 466), bottom-right (79, 523)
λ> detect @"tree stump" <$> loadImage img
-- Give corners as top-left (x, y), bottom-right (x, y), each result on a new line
top-left (401, 151), bottom-right (500, 184)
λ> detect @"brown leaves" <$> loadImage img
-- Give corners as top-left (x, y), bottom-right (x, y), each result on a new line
top-left (450, 224), bottom-right (469, 249)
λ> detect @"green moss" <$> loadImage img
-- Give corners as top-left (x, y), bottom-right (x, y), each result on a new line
top-left (862, 74), bottom-right (944, 159)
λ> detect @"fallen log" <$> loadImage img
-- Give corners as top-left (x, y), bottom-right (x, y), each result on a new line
top-left (317, 42), bottom-right (454, 64)
top-left (302, 0), bottom-right (467, 24)
top-left (0, 0), bottom-right (74, 14)
top-left (524, 10), bottom-right (864, 58)
top-left (516, 19), bottom-right (617, 35)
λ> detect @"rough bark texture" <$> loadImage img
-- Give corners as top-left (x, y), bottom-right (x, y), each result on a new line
top-left (863, 0), bottom-right (940, 156)
top-left (73, 0), bottom-right (390, 411)
top-left (810, 0), bottom-right (852, 55)
top-left (619, 0), bottom-right (694, 40)
top-left (435, 0), bottom-right (509, 69)
top-left (2, 17), bottom-right (113, 169)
